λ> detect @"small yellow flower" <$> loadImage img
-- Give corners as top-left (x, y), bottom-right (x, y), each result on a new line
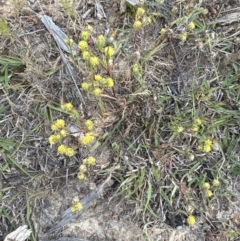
top-left (188, 22), bottom-right (196, 31)
top-left (81, 82), bottom-right (89, 90)
top-left (60, 129), bottom-right (68, 138)
top-left (78, 40), bottom-right (88, 50)
top-left (160, 28), bottom-right (167, 35)
top-left (86, 25), bottom-right (93, 31)
top-left (81, 30), bottom-right (90, 40)
top-left (143, 17), bottom-right (152, 25)
top-left (65, 147), bottom-right (74, 157)
top-left (71, 202), bottom-right (83, 212)
top-left (51, 123), bottom-right (58, 131)
top-left (106, 77), bottom-right (114, 88)
top-left (180, 32), bottom-right (187, 41)
top-left (203, 144), bottom-right (211, 153)
top-left (64, 38), bottom-right (74, 46)
top-left (89, 56), bottom-right (100, 68)
top-left (205, 190), bottom-right (213, 197)
top-left (87, 156), bottom-right (96, 165)
top-left (203, 182), bottom-right (211, 190)
top-left (84, 119), bottom-right (94, 131)
top-left (132, 64), bottom-right (140, 75)
top-left (62, 102), bottom-right (73, 111)
top-left (82, 51), bottom-right (90, 60)
top-left (187, 215), bottom-right (196, 226)
top-left (204, 139), bottom-right (212, 146)
top-left (195, 118), bottom-right (202, 125)
top-left (104, 46), bottom-right (115, 57)
top-left (58, 144), bottom-right (67, 155)
top-left (198, 145), bottom-right (203, 151)
top-left (92, 88), bottom-right (102, 97)
top-left (77, 172), bottom-right (85, 180)
top-left (177, 126), bottom-right (184, 133)
top-left (136, 7), bottom-right (145, 18)
top-left (48, 134), bottom-right (61, 145)
top-left (94, 74), bottom-right (102, 82)
top-left (191, 125), bottom-right (199, 132)
top-left (55, 119), bottom-right (65, 129)
top-left (96, 34), bottom-right (106, 45)
top-left (79, 164), bottom-right (87, 172)
top-left (212, 179), bottom-right (220, 187)
top-left (133, 20), bottom-right (142, 29)
top-left (80, 132), bottom-right (95, 145)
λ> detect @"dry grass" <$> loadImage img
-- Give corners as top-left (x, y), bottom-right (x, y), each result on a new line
top-left (1, 0), bottom-right (240, 240)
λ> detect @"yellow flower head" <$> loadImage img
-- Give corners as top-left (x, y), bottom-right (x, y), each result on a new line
top-left (187, 215), bottom-right (196, 226)
top-left (82, 51), bottom-right (90, 60)
top-left (87, 156), bottom-right (96, 165)
top-left (51, 123), bottom-right (58, 131)
top-left (94, 74), bottom-right (102, 82)
top-left (48, 134), bottom-right (61, 145)
top-left (144, 17), bottom-right (152, 25)
top-left (198, 145), bottom-right (203, 151)
top-left (133, 20), bottom-right (142, 29)
top-left (203, 144), bottom-right (211, 153)
top-left (81, 82), bottom-right (89, 90)
top-left (191, 125), bottom-right (199, 132)
top-left (80, 132), bottom-right (95, 145)
top-left (92, 88), bottom-right (102, 97)
top-left (204, 139), bottom-right (212, 146)
top-left (58, 144), bottom-right (67, 155)
top-left (212, 179), bottom-right (220, 187)
top-left (86, 25), bottom-right (93, 31)
top-left (195, 118), bottom-right (202, 125)
top-left (132, 63), bottom-right (140, 75)
top-left (136, 7), bottom-right (145, 18)
top-left (106, 77), bottom-right (114, 88)
top-left (104, 46), bottom-right (115, 57)
top-left (81, 30), bottom-right (90, 40)
top-left (177, 126), bottom-right (184, 133)
top-left (64, 38), bottom-right (74, 46)
top-left (77, 172), bottom-right (85, 180)
top-left (79, 164), bottom-right (87, 172)
top-left (71, 202), bottom-right (83, 213)
top-left (60, 129), bottom-right (68, 138)
top-left (160, 28), bottom-right (167, 35)
top-left (55, 119), bottom-right (65, 129)
top-left (84, 119), bottom-right (94, 131)
top-left (65, 147), bottom-right (74, 157)
top-left (89, 56), bottom-right (100, 68)
top-left (96, 34), bottom-right (106, 51)
top-left (78, 40), bottom-right (88, 50)
top-left (203, 182), bottom-right (211, 190)
top-left (188, 22), bottom-right (196, 31)
top-left (205, 190), bottom-right (213, 197)
top-left (180, 32), bottom-right (187, 41)
top-left (62, 102), bottom-right (73, 111)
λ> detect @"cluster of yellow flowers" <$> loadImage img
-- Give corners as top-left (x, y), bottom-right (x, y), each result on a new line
top-left (71, 197), bottom-right (83, 213)
top-left (48, 117), bottom-right (75, 157)
top-left (77, 27), bottom-right (116, 98)
top-left (79, 132), bottom-right (95, 145)
top-left (175, 118), bottom-right (202, 134)
top-left (48, 103), bottom-right (97, 158)
top-left (198, 138), bottom-right (212, 153)
top-left (133, 7), bottom-right (151, 30)
top-left (160, 21), bottom-right (195, 42)
top-left (202, 179), bottom-right (220, 198)
top-left (180, 22), bottom-right (195, 41)
top-left (77, 156), bottom-right (96, 180)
